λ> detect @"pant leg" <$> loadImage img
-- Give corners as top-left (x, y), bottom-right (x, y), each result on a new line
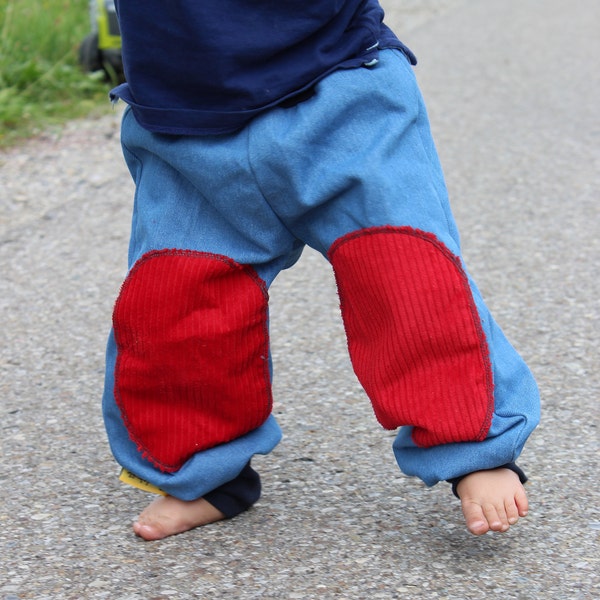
top-left (103, 108), bottom-right (302, 500)
top-left (247, 49), bottom-right (540, 485)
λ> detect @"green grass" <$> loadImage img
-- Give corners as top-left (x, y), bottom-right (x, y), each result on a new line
top-left (0, 0), bottom-right (112, 147)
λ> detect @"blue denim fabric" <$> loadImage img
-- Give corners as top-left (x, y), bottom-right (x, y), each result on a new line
top-left (103, 49), bottom-right (539, 498)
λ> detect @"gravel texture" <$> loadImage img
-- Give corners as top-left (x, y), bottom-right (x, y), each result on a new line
top-left (1, 0), bottom-right (598, 598)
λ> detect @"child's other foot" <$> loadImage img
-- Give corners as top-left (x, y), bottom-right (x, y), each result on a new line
top-left (133, 495), bottom-right (226, 541)
top-left (456, 468), bottom-right (529, 536)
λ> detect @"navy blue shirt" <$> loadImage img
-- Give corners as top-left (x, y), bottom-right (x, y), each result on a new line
top-left (111, 1), bottom-right (415, 135)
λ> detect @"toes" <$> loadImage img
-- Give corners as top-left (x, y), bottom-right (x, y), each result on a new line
top-left (457, 468), bottom-right (529, 535)
top-left (481, 502), bottom-right (509, 532)
top-left (505, 499), bottom-right (520, 525)
top-left (505, 485), bottom-right (529, 524)
top-left (468, 519), bottom-right (490, 536)
top-left (515, 486), bottom-right (529, 518)
top-left (461, 501), bottom-right (490, 536)
top-left (133, 520), bottom-right (168, 541)
top-left (462, 500), bottom-right (513, 535)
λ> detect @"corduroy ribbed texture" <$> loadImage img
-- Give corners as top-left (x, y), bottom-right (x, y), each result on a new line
top-left (329, 226), bottom-right (494, 447)
top-left (113, 249), bottom-right (271, 472)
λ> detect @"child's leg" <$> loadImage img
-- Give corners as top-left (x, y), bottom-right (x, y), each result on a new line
top-left (246, 48), bottom-right (540, 530)
top-left (103, 109), bottom-right (303, 536)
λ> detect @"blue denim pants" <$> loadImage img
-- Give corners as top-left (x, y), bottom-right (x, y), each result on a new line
top-left (103, 50), bottom-right (540, 500)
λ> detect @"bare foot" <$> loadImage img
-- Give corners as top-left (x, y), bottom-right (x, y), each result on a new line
top-left (456, 468), bottom-right (529, 536)
top-left (133, 495), bottom-right (226, 541)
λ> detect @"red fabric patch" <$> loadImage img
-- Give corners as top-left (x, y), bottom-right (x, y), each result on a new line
top-left (113, 249), bottom-right (271, 472)
top-left (329, 226), bottom-right (494, 447)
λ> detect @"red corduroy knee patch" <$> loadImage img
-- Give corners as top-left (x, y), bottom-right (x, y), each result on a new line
top-left (113, 249), bottom-right (272, 472)
top-left (329, 226), bottom-right (494, 447)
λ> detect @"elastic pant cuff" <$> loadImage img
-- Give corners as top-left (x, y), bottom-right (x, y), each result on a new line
top-left (204, 462), bottom-right (262, 518)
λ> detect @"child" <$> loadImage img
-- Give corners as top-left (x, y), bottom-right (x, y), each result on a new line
top-left (103, 0), bottom-right (540, 541)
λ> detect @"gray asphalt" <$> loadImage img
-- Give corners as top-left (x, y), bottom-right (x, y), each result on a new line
top-left (1, 0), bottom-right (598, 598)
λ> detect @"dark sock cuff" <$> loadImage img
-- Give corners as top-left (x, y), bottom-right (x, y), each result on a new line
top-left (203, 462), bottom-right (262, 518)
top-left (447, 462), bottom-right (528, 499)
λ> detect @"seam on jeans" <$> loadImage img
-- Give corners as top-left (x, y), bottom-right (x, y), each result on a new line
top-left (244, 121), bottom-right (300, 242)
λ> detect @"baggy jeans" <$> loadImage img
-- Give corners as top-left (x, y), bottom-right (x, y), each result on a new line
top-left (103, 49), bottom-right (540, 501)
